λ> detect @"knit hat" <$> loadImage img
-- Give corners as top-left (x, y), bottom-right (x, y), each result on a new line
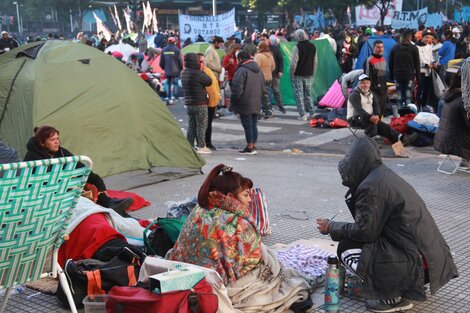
top-left (365, 28), bottom-right (373, 36)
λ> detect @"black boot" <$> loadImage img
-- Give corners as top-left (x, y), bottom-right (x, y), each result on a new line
top-left (97, 193), bottom-right (133, 217)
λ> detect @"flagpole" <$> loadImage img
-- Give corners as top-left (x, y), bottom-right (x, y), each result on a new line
top-left (212, 0), bottom-right (216, 16)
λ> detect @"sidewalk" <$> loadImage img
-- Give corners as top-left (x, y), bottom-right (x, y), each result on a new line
top-left (2, 149), bottom-right (469, 312)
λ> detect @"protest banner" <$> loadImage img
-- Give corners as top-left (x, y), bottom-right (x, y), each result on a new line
top-left (355, 0), bottom-right (403, 26)
top-left (179, 9), bottom-right (235, 42)
top-left (391, 8), bottom-right (428, 30)
top-left (455, 6), bottom-right (470, 22)
top-left (425, 12), bottom-right (442, 29)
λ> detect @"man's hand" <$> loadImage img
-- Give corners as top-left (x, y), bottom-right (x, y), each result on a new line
top-left (370, 115), bottom-right (380, 124)
top-left (278, 72), bottom-right (283, 78)
top-left (316, 218), bottom-right (331, 235)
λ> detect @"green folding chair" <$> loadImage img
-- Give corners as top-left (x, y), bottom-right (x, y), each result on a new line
top-left (0, 156), bottom-right (92, 313)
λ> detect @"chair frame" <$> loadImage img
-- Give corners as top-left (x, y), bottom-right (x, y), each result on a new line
top-left (0, 156), bottom-right (92, 313)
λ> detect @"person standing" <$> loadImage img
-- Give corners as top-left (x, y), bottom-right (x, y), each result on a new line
top-left (261, 34), bottom-right (286, 113)
top-left (198, 53), bottom-right (221, 151)
top-left (365, 40), bottom-right (388, 116)
top-left (254, 42), bottom-right (275, 119)
top-left (417, 31), bottom-right (437, 110)
top-left (290, 29), bottom-right (318, 121)
top-left (160, 37), bottom-right (183, 105)
top-left (231, 52), bottom-right (265, 155)
top-left (205, 36), bottom-right (224, 78)
top-left (0, 31), bottom-right (19, 54)
top-left (181, 53), bottom-right (213, 154)
top-left (389, 30), bottom-right (420, 108)
top-left (438, 30), bottom-right (457, 81)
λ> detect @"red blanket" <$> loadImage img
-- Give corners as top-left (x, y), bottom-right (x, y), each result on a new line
top-left (107, 190), bottom-right (151, 212)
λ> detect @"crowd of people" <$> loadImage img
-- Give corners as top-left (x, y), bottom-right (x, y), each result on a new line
top-left (1, 20), bottom-right (469, 313)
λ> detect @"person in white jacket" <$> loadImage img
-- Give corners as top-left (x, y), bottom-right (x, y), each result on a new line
top-left (417, 31), bottom-right (437, 110)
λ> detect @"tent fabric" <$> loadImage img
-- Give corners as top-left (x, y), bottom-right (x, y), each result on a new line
top-left (279, 40), bottom-right (342, 106)
top-left (0, 41), bottom-right (205, 177)
top-left (182, 43), bottom-right (226, 59)
top-left (354, 35), bottom-right (397, 79)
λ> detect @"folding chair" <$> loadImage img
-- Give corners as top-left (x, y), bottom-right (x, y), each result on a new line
top-left (347, 125), bottom-right (363, 144)
top-left (437, 154), bottom-right (459, 175)
top-left (0, 156), bottom-right (92, 313)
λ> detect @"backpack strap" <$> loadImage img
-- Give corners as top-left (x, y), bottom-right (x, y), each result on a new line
top-left (86, 270), bottom-right (106, 296)
top-left (188, 291), bottom-right (200, 313)
top-left (143, 219), bottom-right (161, 255)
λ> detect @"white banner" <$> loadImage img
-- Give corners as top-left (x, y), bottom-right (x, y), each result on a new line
top-left (391, 8), bottom-right (428, 30)
top-left (179, 8), bottom-right (235, 43)
top-left (355, 0), bottom-right (403, 26)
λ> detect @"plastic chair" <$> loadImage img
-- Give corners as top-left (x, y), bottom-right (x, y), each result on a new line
top-left (0, 156), bottom-right (92, 313)
top-left (437, 154), bottom-right (459, 175)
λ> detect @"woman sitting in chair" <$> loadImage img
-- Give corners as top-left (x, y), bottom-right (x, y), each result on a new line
top-left (167, 164), bottom-right (314, 312)
top-left (24, 125), bottom-right (133, 216)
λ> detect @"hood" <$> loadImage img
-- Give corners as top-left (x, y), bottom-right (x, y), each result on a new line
top-left (399, 42), bottom-right (414, 49)
top-left (294, 29), bottom-right (309, 41)
top-left (338, 136), bottom-right (382, 190)
top-left (26, 137), bottom-right (50, 158)
top-left (239, 60), bottom-right (260, 73)
top-left (443, 89), bottom-right (462, 102)
top-left (184, 52), bottom-right (199, 70)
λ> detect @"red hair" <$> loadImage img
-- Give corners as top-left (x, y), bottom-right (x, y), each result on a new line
top-left (197, 164), bottom-right (253, 208)
top-left (33, 125), bottom-right (59, 146)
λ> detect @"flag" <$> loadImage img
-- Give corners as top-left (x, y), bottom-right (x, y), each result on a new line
top-left (152, 8), bottom-right (159, 33)
top-left (114, 5), bottom-right (122, 31)
top-left (145, 2), bottom-right (153, 27)
top-left (123, 8), bottom-right (132, 33)
top-left (93, 12), bottom-right (111, 40)
top-left (108, 6), bottom-right (117, 28)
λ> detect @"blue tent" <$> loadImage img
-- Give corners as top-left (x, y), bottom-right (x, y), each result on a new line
top-left (355, 35), bottom-right (397, 79)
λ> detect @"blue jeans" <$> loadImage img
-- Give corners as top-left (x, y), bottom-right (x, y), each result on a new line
top-left (395, 79), bottom-right (413, 108)
top-left (240, 114), bottom-right (258, 144)
top-left (166, 76), bottom-right (179, 100)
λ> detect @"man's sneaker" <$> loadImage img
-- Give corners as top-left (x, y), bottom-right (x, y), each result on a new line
top-left (399, 133), bottom-right (418, 147)
top-left (278, 105), bottom-right (286, 114)
top-left (207, 144), bottom-right (217, 151)
top-left (197, 147), bottom-right (212, 154)
top-left (238, 147), bottom-right (257, 155)
top-left (297, 115), bottom-right (308, 122)
top-left (460, 158), bottom-right (470, 170)
top-left (366, 299), bottom-right (413, 313)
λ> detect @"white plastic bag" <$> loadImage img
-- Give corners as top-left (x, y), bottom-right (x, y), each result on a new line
top-left (414, 112), bottom-right (440, 127)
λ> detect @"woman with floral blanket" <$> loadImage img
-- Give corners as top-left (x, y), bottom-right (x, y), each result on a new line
top-left (167, 164), bottom-right (261, 285)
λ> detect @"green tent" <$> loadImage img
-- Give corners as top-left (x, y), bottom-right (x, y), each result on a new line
top-left (279, 39), bottom-right (342, 105)
top-left (182, 43), bottom-right (226, 59)
top-left (0, 41), bottom-right (205, 176)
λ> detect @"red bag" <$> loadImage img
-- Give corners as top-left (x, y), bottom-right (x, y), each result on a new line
top-left (390, 113), bottom-right (416, 134)
top-left (329, 118), bottom-right (349, 128)
top-left (106, 278), bottom-right (218, 313)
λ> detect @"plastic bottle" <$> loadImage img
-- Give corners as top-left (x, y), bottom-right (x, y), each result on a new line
top-left (325, 256), bottom-right (340, 312)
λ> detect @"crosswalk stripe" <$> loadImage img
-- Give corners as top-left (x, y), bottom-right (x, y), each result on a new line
top-left (212, 122), bottom-right (282, 133)
top-left (293, 128), bottom-right (353, 146)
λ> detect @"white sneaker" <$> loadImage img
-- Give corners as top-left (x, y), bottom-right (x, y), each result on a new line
top-left (197, 147), bottom-right (212, 154)
top-left (169, 99), bottom-right (174, 105)
top-left (297, 115), bottom-right (308, 122)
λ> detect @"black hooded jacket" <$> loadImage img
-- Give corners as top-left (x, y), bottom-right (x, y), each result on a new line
top-left (180, 53), bottom-right (212, 106)
top-left (389, 42), bottom-right (420, 81)
top-left (230, 60), bottom-right (265, 115)
top-left (330, 137), bottom-right (458, 300)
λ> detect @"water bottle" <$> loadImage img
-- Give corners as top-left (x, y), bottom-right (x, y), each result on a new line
top-left (325, 256), bottom-right (340, 312)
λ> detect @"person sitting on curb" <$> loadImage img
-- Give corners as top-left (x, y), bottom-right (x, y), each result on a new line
top-left (23, 126), bottom-right (133, 217)
top-left (316, 136), bottom-right (458, 313)
top-left (347, 74), bottom-right (418, 146)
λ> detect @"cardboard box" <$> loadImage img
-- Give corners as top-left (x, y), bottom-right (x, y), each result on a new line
top-left (149, 265), bottom-right (206, 294)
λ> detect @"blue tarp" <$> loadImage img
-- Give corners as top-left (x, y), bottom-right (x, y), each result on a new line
top-left (355, 35), bottom-right (397, 79)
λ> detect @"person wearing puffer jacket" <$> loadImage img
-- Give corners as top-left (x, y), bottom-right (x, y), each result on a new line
top-left (254, 42), bottom-right (275, 118)
top-left (231, 52), bottom-right (265, 155)
top-left (181, 53), bottom-right (213, 154)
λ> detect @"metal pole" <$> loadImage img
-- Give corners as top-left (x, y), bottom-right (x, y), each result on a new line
top-left (70, 10), bottom-right (73, 33)
top-left (445, 0), bottom-right (448, 20)
top-left (13, 2), bottom-right (21, 34)
top-left (212, 0), bottom-right (216, 16)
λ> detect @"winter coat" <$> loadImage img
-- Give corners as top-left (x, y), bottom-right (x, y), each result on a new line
top-left (203, 67), bottom-right (221, 108)
top-left (159, 44), bottom-right (182, 77)
top-left (434, 91), bottom-right (470, 159)
top-left (230, 60), bottom-right (265, 115)
top-left (204, 44), bottom-right (222, 75)
top-left (346, 87), bottom-right (380, 120)
top-left (269, 44), bottom-right (284, 76)
top-left (389, 42), bottom-right (420, 81)
top-left (330, 136), bottom-right (458, 300)
top-left (180, 53), bottom-right (212, 106)
top-left (0, 141), bottom-right (19, 164)
top-left (438, 40), bottom-right (456, 66)
top-left (254, 51), bottom-right (275, 81)
top-left (0, 37), bottom-right (19, 51)
top-left (222, 54), bottom-right (238, 81)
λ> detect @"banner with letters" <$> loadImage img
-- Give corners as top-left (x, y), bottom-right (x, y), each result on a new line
top-left (179, 9), bottom-right (235, 43)
top-left (455, 6), bottom-right (470, 22)
top-left (391, 8), bottom-right (428, 30)
top-left (355, 0), bottom-right (403, 26)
